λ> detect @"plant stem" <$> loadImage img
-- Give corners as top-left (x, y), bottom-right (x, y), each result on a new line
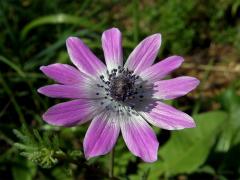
top-left (109, 148), bottom-right (115, 179)
top-left (133, 0), bottom-right (139, 44)
top-left (0, 72), bottom-right (26, 125)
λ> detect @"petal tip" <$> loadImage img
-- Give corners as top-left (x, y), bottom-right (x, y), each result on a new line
top-left (184, 76), bottom-right (200, 89)
top-left (37, 87), bottom-right (44, 94)
top-left (109, 27), bottom-right (120, 32)
top-left (144, 157), bottom-right (158, 163)
top-left (196, 79), bottom-right (200, 86)
top-left (189, 119), bottom-right (196, 128)
top-left (83, 148), bottom-right (97, 160)
top-left (84, 153), bottom-right (91, 160)
top-left (155, 33), bottom-right (162, 37)
top-left (42, 113), bottom-right (48, 122)
top-left (41, 111), bottom-right (53, 125)
top-left (152, 33), bottom-right (162, 41)
top-left (192, 78), bottom-right (200, 88)
top-left (151, 33), bottom-right (162, 48)
top-left (39, 66), bottom-right (46, 71)
top-left (102, 27), bottom-right (121, 39)
top-left (173, 55), bottom-right (184, 63)
top-left (141, 151), bottom-right (158, 163)
top-left (66, 36), bottom-right (79, 45)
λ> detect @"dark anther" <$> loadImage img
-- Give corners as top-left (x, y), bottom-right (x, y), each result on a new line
top-left (109, 74), bottom-right (135, 102)
top-left (102, 67), bottom-right (144, 103)
top-left (96, 93), bottom-right (99, 95)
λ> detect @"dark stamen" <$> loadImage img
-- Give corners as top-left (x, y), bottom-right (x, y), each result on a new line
top-left (97, 68), bottom-right (143, 105)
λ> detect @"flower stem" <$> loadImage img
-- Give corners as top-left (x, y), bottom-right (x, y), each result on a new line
top-left (109, 148), bottom-right (115, 179)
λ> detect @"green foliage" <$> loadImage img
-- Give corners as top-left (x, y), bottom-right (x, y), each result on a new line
top-left (0, 0), bottom-right (240, 179)
top-left (11, 158), bottom-right (36, 180)
top-left (21, 13), bottom-right (105, 40)
top-left (217, 86), bottom-right (240, 151)
top-left (154, 0), bottom-right (196, 54)
top-left (137, 0), bottom-right (240, 54)
top-left (13, 126), bottom-right (62, 168)
top-left (131, 111), bottom-right (228, 179)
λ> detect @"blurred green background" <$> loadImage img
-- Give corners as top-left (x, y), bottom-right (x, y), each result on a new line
top-left (0, 0), bottom-right (240, 179)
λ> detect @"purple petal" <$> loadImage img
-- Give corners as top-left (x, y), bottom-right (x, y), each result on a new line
top-left (84, 112), bottom-right (120, 159)
top-left (102, 28), bottom-right (123, 71)
top-left (38, 84), bottom-right (89, 99)
top-left (154, 76), bottom-right (200, 100)
top-left (140, 56), bottom-right (184, 82)
top-left (42, 99), bottom-right (97, 126)
top-left (40, 63), bottom-right (83, 85)
top-left (141, 101), bottom-right (196, 130)
top-left (124, 34), bottom-right (161, 75)
top-left (66, 37), bottom-right (106, 75)
top-left (120, 115), bottom-right (159, 162)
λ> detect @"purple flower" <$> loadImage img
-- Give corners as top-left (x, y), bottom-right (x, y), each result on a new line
top-left (38, 28), bottom-right (199, 162)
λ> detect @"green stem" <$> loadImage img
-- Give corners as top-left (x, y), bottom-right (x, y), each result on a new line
top-left (109, 148), bottom-right (115, 179)
top-left (0, 72), bottom-right (26, 125)
top-left (133, 0), bottom-right (139, 43)
top-left (192, 58), bottom-right (215, 115)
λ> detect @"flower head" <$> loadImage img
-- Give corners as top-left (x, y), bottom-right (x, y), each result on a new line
top-left (38, 28), bottom-right (199, 162)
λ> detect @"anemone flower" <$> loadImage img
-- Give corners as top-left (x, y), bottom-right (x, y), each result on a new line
top-left (38, 28), bottom-right (199, 162)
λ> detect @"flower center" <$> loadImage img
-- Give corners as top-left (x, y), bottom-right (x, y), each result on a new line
top-left (109, 74), bottom-right (135, 101)
top-left (95, 67), bottom-right (154, 114)
top-left (99, 67), bottom-right (140, 102)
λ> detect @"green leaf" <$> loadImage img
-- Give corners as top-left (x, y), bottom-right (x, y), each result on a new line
top-left (20, 13), bottom-right (104, 39)
top-left (217, 87), bottom-right (240, 152)
top-left (0, 56), bottom-right (25, 78)
top-left (11, 158), bottom-right (36, 180)
top-left (137, 111), bottom-right (227, 179)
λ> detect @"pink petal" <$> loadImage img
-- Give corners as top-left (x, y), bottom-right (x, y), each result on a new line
top-left (42, 99), bottom-right (97, 126)
top-left (66, 37), bottom-right (106, 76)
top-left (120, 115), bottom-right (159, 162)
top-left (139, 56), bottom-right (184, 82)
top-left (154, 76), bottom-right (200, 100)
top-left (141, 101), bottom-right (196, 130)
top-left (38, 84), bottom-right (90, 99)
top-left (84, 112), bottom-right (120, 159)
top-left (40, 63), bottom-right (83, 85)
top-left (124, 34), bottom-right (161, 75)
top-left (102, 28), bottom-right (123, 71)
